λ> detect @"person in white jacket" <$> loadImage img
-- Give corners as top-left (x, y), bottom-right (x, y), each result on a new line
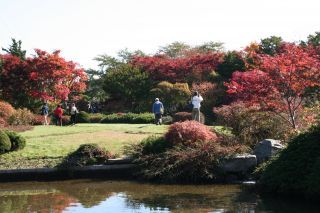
top-left (191, 91), bottom-right (203, 122)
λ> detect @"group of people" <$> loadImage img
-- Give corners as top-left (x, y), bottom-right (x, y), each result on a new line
top-left (41, 102), bottom-right (79, 126)
top-left (152, 91), bottom-right (203, 125)
top-left (40, 91), bottom-right (203, 126)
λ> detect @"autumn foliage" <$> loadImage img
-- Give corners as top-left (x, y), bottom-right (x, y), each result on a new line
top-left (131, 53), bottom-right (223, 83)
top-left (165, 120), bottom-right (217, 146)
top-left (226, 43), bottom-right (320, 128)
top-left (0, 49), bottom-right (87, 107)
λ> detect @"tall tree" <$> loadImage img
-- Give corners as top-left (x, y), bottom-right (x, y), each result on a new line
top-left (259, 36), bottom-right (283, 56)
top-left (2, 38), bottom-right (26, 60)
top-left (226, 43), bottom-right (320, 129)
top-left (158, 42), bottom-right (190, 58)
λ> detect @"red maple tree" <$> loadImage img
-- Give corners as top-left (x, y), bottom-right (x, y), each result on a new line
top-left (131, 52), bottom-right (224, 83)
top-left (226, 43), bottom-right (320, 129)
top-left (0, 49), bottom-right (87, 106)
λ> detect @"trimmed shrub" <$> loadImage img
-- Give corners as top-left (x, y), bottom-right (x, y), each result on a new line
top-left (89, 113), bottom-right (105, 123)
top-left (100, 113), bottom-right (154, 124)
top-left (165, 120), bottom-right (218, 146)
top-left (0, 100), bottom-right (15, 120)
top-left (257, 125), bottom-right (320, 198)
top-left (32, 114), bottom-right (51, 125)
top-left (4, 130), bottom-right (26, 151)
top-left (77, 111), bottom-right (90, 123)
top-left (173, 111), bottom-right (205, 124)
top-left (59, 144), bottom-right (113, 167)
top-left (8, 108), bottom-right (34, 126)
top-left (0, 130), bottom-right (11, 154)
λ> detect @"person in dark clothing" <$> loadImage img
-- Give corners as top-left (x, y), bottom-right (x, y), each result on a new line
top-left (41, 102), bottom-right (49, 125)
top-left (152, 98), bottom-right (164, 125)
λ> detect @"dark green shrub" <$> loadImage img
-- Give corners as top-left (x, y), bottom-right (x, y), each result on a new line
top-left (100, 113), bottom-right (154, 124)
top-left (77, 111), bottom-right (90, 123)
top-left (125, 136), bottom-right (172, 156)
top-left (257, 125), bottom-right (320, 198)
top-left (59, 144), bottom-right (113, 167)
top-left (4, 130), bottom-right (26, 151)
top-left (0, 130), bottom-right (11, 153)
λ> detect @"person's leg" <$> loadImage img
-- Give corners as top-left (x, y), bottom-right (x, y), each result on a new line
top-left (71, 114), bottom-right (75, 125)
top-left (59, 117), bottom-right (63, 126)
top-left (196, 108), bottom-right (201, 122)
top-left (192, 108), bottom-right (197, 120)
top-left (44, 115), bottom-right (48, 125)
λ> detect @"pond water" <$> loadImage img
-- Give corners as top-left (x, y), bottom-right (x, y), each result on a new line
top-left (0, 180), bottom-right (318, 213)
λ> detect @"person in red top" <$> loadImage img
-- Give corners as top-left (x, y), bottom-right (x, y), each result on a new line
top-left (54, 104), bottom-right (64, 126)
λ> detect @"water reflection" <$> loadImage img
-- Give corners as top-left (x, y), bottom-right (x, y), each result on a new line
top-left (0, 180), bottom-right (318, 212)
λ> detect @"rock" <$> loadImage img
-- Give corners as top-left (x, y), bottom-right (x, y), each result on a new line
top-left (254, 139), bottom-right (284, 163)
top-left (221, 154), bottom-right (257, 173)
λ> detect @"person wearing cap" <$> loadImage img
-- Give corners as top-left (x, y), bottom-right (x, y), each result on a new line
top-left (152, 98), bottom-right (164, 125)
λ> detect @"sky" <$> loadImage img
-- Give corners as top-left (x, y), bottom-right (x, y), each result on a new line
top-left (0, 0), bottom-right (319, 69)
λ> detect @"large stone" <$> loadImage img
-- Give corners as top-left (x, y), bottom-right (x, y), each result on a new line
top-left (221, 154), bottom-right (257, 173)
top-left (254, 139), bottom-right (284, 163)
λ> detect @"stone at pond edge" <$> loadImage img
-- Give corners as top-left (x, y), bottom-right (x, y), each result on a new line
top-left (221, 154), bottom-right (257, 173)
top-left (254, 139), bottom-right (284, 164)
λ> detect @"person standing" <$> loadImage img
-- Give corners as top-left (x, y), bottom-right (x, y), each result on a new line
top-left (41, 102), bottom-right (49, 125)
top-left (152, 98), bottom-right (164, 125)
top-left (191, 91), bottom-right (203, 122)
top-left (70, 103), bottom-right (79, 125)
top-left (54, 104), bottom-right (64, 126)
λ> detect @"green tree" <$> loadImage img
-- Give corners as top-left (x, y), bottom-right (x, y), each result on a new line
top-left (259, 36), bottom-right (283, 56)
top-left (103, 64), bottom-right (152, 112)
top-left (216, 51), bottom-right (245, 79)
top-left (158, 42), bottom-right (190, 58)
top-left (307, 31), bottom-right (320, 46)
top-left (84, 69), bottom-right (107, 102)
top-left (194, 41), bottom-right (224, 53)
top-left (2, 38), bottom-right (26, 60)
top-left (150, 81), bottom-right (191, 114)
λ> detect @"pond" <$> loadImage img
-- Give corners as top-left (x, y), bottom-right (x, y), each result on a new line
top-left (0, 180), bottom-right (318, 213)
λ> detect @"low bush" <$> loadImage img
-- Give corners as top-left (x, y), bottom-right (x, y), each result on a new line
top-left (88, 113), bottom-right (105, 123)
top-left (257, 125), bottom-right (320, 199)
top-left (0, 130), bottom-right (11, 154)
top-left (214, 102), bottom-right (291, 147)
top-left (8, 108), bottom-right (34, 126)
top-left (4, 130), bottom-right (26, 151)
top-left (59, 144), bottom-right (113, 167)
top-left (162, 115), bottom-right (173, 125)
top-left (77, 111), bottom-right (90, 123)
top-left (100, 113), bottom-right (154, 124)
top-left (173, 111), bottom-right (205, 124)
top-left (125, 136), bottom-right (172, 156)
top-left (0, 100), bottom-right (15, 120)
top-left (132, 141), bottom-right (246, 183)
top-left (165, 120), bottom-right (217, 146)
top-left (32, 114), bottom-right (51, 125)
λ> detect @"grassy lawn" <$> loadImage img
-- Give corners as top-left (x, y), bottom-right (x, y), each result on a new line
top-left (0, 124), bottom-right (168, 169)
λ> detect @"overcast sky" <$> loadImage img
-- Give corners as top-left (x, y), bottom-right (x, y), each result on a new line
top-left (0, 0), bottom-right (319, 68)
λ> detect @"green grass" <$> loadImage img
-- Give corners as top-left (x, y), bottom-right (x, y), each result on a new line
top-left (0, 123), bottom-right (227, 169)
top-left (0, 124), bottom-right (168, 169)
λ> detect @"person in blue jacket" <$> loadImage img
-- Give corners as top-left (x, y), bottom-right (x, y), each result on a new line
top-left (152, 98), bottom-right (164, 125)
top-left (41, 102), bottom-right (49, 125)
